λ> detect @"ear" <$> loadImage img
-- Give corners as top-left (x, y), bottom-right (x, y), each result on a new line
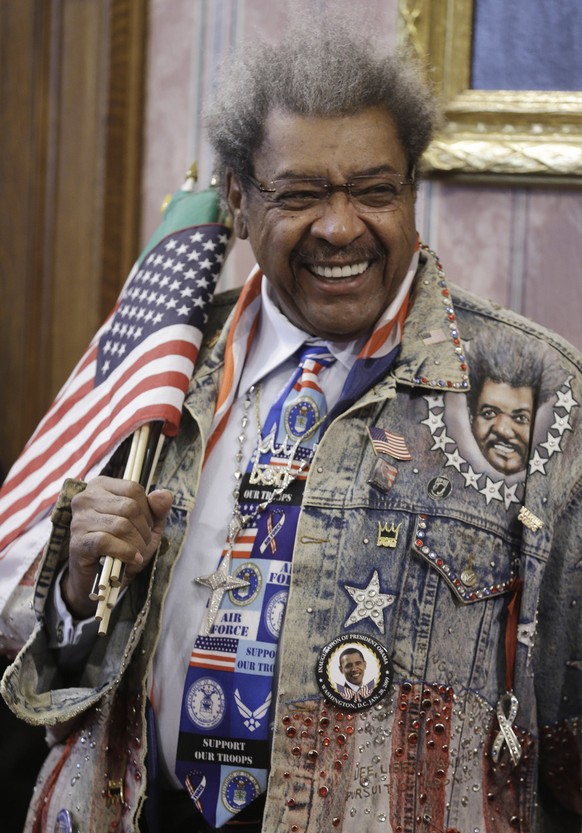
top-left (225, 170), bottom-right (249, 240)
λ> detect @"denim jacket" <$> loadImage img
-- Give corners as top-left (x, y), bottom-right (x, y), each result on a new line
top-left (3, 249), bottom-right (582, 833)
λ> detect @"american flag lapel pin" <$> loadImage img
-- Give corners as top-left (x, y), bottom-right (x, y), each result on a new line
top-left (367, 426), bottom-right (412, 493)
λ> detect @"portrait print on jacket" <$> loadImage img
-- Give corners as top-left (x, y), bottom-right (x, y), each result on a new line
top-left (420, 327), bottom-right (572, 511)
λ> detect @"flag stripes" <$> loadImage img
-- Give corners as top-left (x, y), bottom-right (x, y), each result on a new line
top-left (190, 636), bottom-right (238, 672)
top-left (0, 221), bottom-right (229, 584)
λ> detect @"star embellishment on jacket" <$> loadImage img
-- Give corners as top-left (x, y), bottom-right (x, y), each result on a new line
top-left (343, 570), bottom-right (396, 633)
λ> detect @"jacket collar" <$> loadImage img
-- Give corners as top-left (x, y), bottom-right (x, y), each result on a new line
top-left (391, 245), bottom-right (469, 393)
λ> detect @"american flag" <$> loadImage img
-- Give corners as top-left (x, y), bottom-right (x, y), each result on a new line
top-left (190, 635), bottom-right (238, 672)
top-left (0, 207), bottom-right (229, 585)
top-left (368, 426), bottom-right (412, 461)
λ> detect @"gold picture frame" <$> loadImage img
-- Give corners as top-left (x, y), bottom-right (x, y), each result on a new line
top-left (398, 0), bottom-right (582, 183)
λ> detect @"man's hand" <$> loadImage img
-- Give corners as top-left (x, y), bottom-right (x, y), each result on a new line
top-left (62, 476), bottom-right (173, 620)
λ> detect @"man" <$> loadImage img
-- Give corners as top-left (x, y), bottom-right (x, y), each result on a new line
top-left (3, 14), bottom-right (582, 833)
top-left (471, 379), bottom-right (533, 475)
top-left (336, 648), bottom-right (375, 703)
top-left (467, 331), bottom-right (559, 476)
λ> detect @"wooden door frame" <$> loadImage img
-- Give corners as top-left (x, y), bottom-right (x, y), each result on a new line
top-left (0, 0), bottom-right (147, 476)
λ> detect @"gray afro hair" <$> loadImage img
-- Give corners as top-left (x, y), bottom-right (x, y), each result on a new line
top-left (467, 327), bottom-right (564, 414)
top-left (204, 11), bottom-right (441, 186)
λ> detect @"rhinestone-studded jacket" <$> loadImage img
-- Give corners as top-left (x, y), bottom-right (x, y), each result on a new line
top-left (3, 249), bottom-right (582, 833)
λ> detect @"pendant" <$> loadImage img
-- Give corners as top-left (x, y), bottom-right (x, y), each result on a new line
top-left (195, 555), bottom-right (250, 635)
top-left (249, 460), bottom-right (293, 489)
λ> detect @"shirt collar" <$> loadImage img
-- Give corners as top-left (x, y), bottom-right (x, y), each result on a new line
top-left (238, 276), bottom-right (364, 393)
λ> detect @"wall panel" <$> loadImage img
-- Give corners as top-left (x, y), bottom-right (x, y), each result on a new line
top-left (0, 0), bottom-right (146, 476)
top-left (0, 0), bottom-right (52, 478)
top-left (522, 191), bottom-right (582, 349)
top-left (140, 0), bottom-right (581, 356)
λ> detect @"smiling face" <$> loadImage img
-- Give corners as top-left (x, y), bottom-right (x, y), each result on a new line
top-left (339, 650), bottom-right (366, 687)
top-left (226, 107), bottom-right (417, 341)
top-left (471, 380), bottom-right (534, 475)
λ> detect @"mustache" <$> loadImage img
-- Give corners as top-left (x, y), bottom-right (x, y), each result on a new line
top-left (292, 240), bottom-right (384, 264)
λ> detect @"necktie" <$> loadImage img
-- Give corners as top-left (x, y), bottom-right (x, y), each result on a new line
top-left (175, 343), bottom-right (335, 827)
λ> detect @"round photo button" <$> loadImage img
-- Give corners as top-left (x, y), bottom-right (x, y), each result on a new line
top-left (315, 632), bottom-right (392, 712)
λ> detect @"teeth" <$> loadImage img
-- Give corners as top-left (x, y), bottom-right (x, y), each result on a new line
top-left (311, 261), bottom-right (369, 279)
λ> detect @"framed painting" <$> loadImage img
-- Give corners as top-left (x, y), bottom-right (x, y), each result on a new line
top-left (398, 0), bottom-right (582, 183)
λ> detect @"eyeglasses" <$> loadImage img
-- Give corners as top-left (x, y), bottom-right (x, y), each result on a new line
top-left (244, 172), bottom-right (415, 213)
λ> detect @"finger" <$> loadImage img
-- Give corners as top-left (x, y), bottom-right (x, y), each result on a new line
top-left (69, 515), bottom-right (151, 583)
top-left (147, 489), bottom-right (173, 531)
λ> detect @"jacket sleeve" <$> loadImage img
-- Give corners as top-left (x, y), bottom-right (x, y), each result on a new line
top-left (0, 478), bottom-right (154, 735)
top-left (535, 481), bottom-right (582, 818)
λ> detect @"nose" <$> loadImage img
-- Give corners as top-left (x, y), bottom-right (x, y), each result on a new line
top-left (492, 413), bottom-right (515, 439)
top-left (309, 191), bottom-right (367, 247)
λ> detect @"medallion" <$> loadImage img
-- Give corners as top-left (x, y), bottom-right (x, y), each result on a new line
top-left (186, 678), bottom-right (226, 729)
top-left (229, 563), bottom-right (262, 606)
top-left (427, 475), bottom-right (452, 500)
top-left (285, 396), bottom-right (319, 440)
top-left (265, 589), bottom-right (288, 638)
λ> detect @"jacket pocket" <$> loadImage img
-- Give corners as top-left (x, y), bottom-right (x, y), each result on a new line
top-left (397, 512), bottom-right (520, 698)
top-left (411, 513), bottom-right (519, 604)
